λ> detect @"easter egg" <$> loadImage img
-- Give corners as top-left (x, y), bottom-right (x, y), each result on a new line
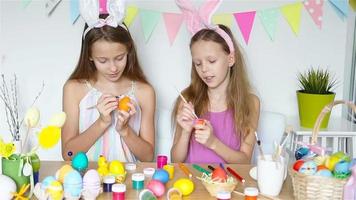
top-left (194, 118), bottom-right (205, 125)
top-left (299, 161), bottom-right (317, 175)
top-left (173, 178), bottom-right (194, 196)
top-left (325, 155), bottom-right (341, 171)
top-left (56, 165), bottom-right (74, 183)
top-left (63, 170), bottom-right (83, 197)
top-left (24, 107), bottom-right (40, 127)
top-left (152, 169), bottom-right (169, 184)
top-left (332, 151), bottom-right (351, 162)
top-left (334, 161), bottom-right (350, 174)
top-left (47, 180), bottom-right (63, 199)
top-left (317, 165), bottom-right (328, 171)
top-left (314, 155), bottom-right (328, 165)
top-left (315, 169), bottom-right (333, 177)
top-left (0, 174), bottom-right (16, 200)
top-left (42, 176), bottom-right (56, 191)
top-left (71, 152), bottom-right (88, 172)
top-left (147, 180), bottom-right (165, 197)
top-left (83, 169), bottom-right (101, 186)
top-left (109, 160), bottom-right (125, 175)
top-left (295, 147), bottom-right (309, 160)
top-left (48, 112), bottom-right (67, 127)
top-left (212, 167), bottom-right (227, 182)
top-left (118, 96), bottom-right (131, 112)
top-left (293, 160), bottom-right (305, 171)
top-left (38, 126), bottom-right (61, 149)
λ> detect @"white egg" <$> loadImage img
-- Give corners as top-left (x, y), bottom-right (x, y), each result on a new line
top-left (24, 107), bottom-right (40, 128)
top-left (0, 174), bottom-right (17, 200)
top-left (48, 112), bottom-right (66, 127)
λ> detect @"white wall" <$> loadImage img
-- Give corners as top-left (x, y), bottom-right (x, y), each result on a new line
top-left (0, 0), bottom-right (353, 160)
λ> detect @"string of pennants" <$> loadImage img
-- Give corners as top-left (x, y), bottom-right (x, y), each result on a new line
top-left (22, 0), bottom-right (356, 45)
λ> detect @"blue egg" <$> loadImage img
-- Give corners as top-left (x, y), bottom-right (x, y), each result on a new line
top-left (71, 151), bottom-right (88, 172)
top-left (299, 161), bottom-right (317, 175)
top-left (334, 161), bottom-right (350, 174)
top-left (152, 169), bottom-right (169, 184)
top-left (315, 169), bottom-right (333, 177)
top-left (295, 147), bottom-right (310, 160)
top-left (63, 170), bottom-right (83, 197)
top-left (41, 176), bottom-right (56, 190)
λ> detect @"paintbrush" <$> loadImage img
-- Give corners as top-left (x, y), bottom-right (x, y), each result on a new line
top-left (174, 86), bottom-right (198, 119)
top-left (254, 131), bottom-right (265, 160)
top-left (86, 95), bottom-right (121, 109)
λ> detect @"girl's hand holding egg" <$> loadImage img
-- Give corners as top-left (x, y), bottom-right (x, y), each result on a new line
top-left (177, 102), bottom-right (196, 134)
top-left (194, 120), bottom-right (217, 149)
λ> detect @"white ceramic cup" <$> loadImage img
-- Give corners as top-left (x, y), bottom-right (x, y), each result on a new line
top-left (257, 154), bottom-right (286, 196)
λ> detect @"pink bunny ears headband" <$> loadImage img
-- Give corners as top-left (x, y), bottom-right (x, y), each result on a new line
top-left (176, 0), bottom-right (235, 53)
top-left (79, 0), bottom-right (126, 38)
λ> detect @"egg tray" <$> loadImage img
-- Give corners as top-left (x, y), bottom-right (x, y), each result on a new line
top-left (198, 173), bottom-right (237, 197)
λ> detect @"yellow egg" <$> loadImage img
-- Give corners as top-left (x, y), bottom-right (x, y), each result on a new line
top-left (56, 165), bottom-right (73, 183)
top-left (314, 155), bottom-right (329, 165)
top-left (109, 160), bottom-right (125, 175)
top-left (325, 155), bottom-right (340, 171)
top-left (48, 112), bottom-right (67, 127)
top-left (38, 126), bottom-right (61, 149)
top-left (24, 107), bottom-right (40, 128)
top-left (47, 181), bottom-right (63, 200)
top-left (173, 178), bottom-right (194, 196)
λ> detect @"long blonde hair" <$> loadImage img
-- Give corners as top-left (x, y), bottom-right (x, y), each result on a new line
top-left (173, 25), bottom-right (256, 137)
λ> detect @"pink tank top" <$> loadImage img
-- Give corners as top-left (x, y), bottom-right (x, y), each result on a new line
top-left (186, 109), bottom-right (241, 163)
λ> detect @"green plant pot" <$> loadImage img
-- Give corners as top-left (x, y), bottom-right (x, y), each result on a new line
top-left (1, 154), bottom-right (30, 191)
top-left (297, 91), bottom-right (335, 129)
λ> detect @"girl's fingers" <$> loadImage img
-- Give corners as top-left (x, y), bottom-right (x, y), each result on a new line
top-left (127, 103), bottom-right (136, 115)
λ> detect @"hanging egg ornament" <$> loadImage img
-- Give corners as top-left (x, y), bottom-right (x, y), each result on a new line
top-left (71, 152), bottom-right (88, 172)
top-left (212, 167), bottom-right (227, 182)
top-left (48, 112), bottom-right (67, 127)
top-left (147, 180), bottom-right (165, 197)
top-left (173, 178), bottom-right (194, 196)
top-left (298, 161), bottom-right (317, 175)
top-left (152, 169), bottom-right (170, 184)
top-left (295, 147), bottom-right (310, 160)
top-left (24, 107), bottom-right (40, 127)
top-left (38, 126), bottom-right (61, 149)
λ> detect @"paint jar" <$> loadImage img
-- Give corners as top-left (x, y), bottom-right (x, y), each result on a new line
top-left (143, 168), bottom-right (155, 180)
top-left (167, 187), bottom-right (182, 200)
top-left (125, 163), bottom-right (136, 172)
top-left (132, 173), bottom-right (145, 190)
top-left (216, 191), bottom-right (231, 200)
top-left (103, 175), bottom-right (116, 192)
top-left (156, 155), bottom-right (167, 168)
top-left (244, 187), bottom-right (258, 200)
top-left (139, 189), bottom-right (157, 200)
top-left (163, 164), bottom-right (175, 179)
top-left (112, 184), bottom-right (126, 200)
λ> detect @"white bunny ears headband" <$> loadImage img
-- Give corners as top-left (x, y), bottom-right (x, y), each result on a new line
top-left (176, 0), bottom-right (235, 53)
top-left (79, 0), bottom-right (126, 38)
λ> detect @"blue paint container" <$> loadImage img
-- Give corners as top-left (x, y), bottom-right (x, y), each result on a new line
top-left (132, 173), bottom-right (145, 190)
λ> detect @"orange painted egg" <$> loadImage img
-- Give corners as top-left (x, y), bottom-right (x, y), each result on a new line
top-left (195, 119), bottom-right (205, 125)
top-left (317, 165), bottom-right (328, 171)
top-left (212, 167), bottom-right (227, 182)
top-left (118, 96), bottom-right (131, 112)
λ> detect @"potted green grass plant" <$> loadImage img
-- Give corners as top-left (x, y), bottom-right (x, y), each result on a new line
top-left (297, 68), bottom-right (337, 128)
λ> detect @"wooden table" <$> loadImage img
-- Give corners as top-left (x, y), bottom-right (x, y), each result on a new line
top-left (37, 161), bottom-right (294, 199)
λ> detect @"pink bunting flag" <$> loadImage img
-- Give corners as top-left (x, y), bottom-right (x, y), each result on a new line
top-left (163, 13), bottom-right (184, 45)
top-left (233, 11), bottom-right (256, 45)
top-left (303, 0), bottom-right (324, 29)
top-left (99, 0), bottom-right (108, 14)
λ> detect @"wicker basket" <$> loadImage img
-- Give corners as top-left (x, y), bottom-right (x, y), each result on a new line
top-left (289, 100), bottom-right (356, 200)
top-left (201, 180), bottom-right (237, 197)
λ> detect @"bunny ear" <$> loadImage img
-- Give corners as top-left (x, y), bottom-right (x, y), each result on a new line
top-left (107, 0), bottom-right (126, 26)
top-left (199, 0), bottom-right (222, 26)
top-left (79, 0), bottom-right (100, 27)
top-left (175, 0), bottom-right (202, 34)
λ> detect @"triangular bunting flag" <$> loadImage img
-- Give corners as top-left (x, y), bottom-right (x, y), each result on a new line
top-left (99, 0), bottom-right (108, 14)
top-left (21, 0), bottom-right (31, 8)
top-left (233, 11), bottom-right (256, 45)
top-left (70, 0), bottom-right (80, 24)
top-left (212, 13), bottom-right (234, 28)
top-left (280, 2), bottom-right (303, 35)
top-left (45, 0), bottom-right (62, 16)
top-left (258, 8), bottom-right (279, 41)
top-left (351, 0), bottom-right (356, 12)
top-left (124, 6), bottom-right (139, 27)
top-left (303, 0), bottom-right (324, 29)
top-left (140, 9), bottom-right (161, 42)
top-left (329, 0), bottom-right (348, 19)
top-left (163, 13), bottom-right (184, 45)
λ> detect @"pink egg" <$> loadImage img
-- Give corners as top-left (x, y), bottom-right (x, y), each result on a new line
top-left (147, 180), bottom-right (165, 197)
top-left (83, 169), bottom-right (101, 185)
